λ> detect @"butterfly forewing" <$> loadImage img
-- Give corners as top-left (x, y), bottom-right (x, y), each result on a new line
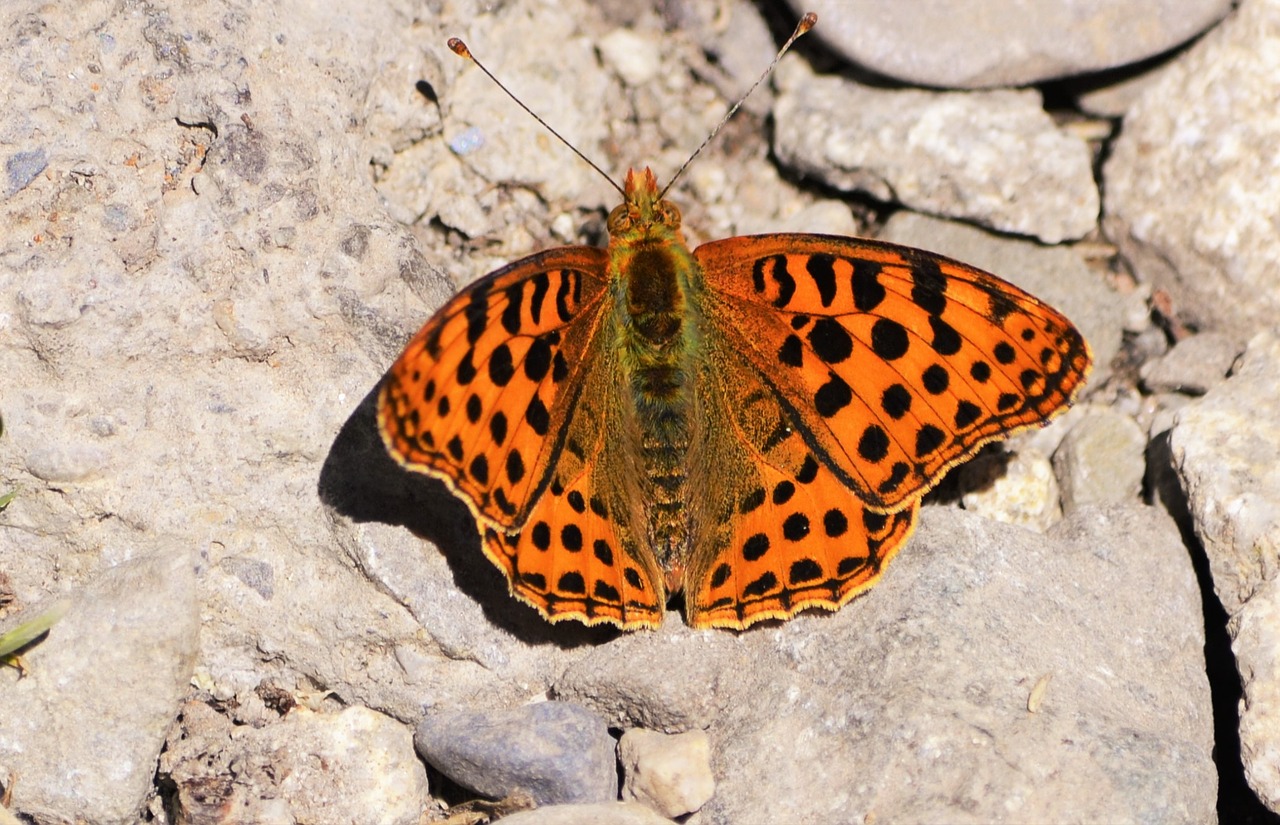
top-left (378, 247), bottom-right (612, 529)
top-left (695, 234), bottom-right (1092, 512)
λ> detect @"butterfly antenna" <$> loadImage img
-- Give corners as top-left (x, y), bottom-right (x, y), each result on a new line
top-left (448, 38), bottom-right (626, 197)
top-left (659, 12), bottom-right (817, 201)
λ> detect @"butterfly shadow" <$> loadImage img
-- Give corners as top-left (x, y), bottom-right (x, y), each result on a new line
top-left (317, 384), bottom-right (619, 649)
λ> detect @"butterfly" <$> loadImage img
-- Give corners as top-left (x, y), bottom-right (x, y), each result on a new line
top-left (376, 21), bottom-right (1091, 631)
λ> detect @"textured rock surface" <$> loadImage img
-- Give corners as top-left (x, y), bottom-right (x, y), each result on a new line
top-left (0, 0), bottom-right (1261, 820)
top-left (787, 0), bottom-right (1233, 88)
top-left (1052, 406), bottom-right (1148, 512)
top-left (160, 703), bottom-right (430, 824)
top-left (498, 802), bottom-right (677, 825)
top-left (774, 61), bottom-right (1098, 243)
top-left (1172, 331), bottom-right (1280, 810)
top-left (1105, 0), bottom-right (1280, 333)
top-left (0, 551), bottom-right (199, 823)
top-left (1140, 331), bottom-right (1243, 396)
top-left (619, 728), bottom-right (715, 818)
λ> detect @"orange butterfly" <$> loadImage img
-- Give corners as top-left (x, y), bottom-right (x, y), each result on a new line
top-left (377, 17), bottom-right (1091, 630)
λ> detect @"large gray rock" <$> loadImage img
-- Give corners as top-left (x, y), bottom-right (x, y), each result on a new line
top-left (416, 702), bottom-right (618, 805)
top-left (1105, 0), bottom-right (1280, 333)
top-left (1171, 330), bottom-right (1280, 812)
top-left (774, 61), bottom-right (1098, 244)
top-left (0, 551), bottom-right (199, 824)
top-left (789, 0), bottom-right (1233, 88)
top-left (555, 505), bottom-right (1213, 823)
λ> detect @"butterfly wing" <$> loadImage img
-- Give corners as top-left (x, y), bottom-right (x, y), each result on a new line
top-left (685, 340), bottom-right (918, 629)
top-left (694, 234), bottom-right (1091, 512)
top-left (480, 347), bottom-right (667, 628)
top-left (380, 247), bottom-right (610, 526)
top-left (378, 246), bottom-right (666, 625)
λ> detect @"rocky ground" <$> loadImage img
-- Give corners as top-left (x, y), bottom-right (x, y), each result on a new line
top-left (0, 0), bottom-right (1275, 822)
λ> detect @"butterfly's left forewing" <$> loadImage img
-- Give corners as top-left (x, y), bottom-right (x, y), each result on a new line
top-left (695, 234), bottom-right (1091, 512)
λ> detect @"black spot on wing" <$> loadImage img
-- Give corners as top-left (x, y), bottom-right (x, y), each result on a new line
top-left (806, 253), bottom-right (838, 307)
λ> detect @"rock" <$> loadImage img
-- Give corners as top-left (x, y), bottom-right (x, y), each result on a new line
top-left (1171, 330), bottom-right (1280, 811)
top-left (415, 702), bottom-right (617, 805)
top-left (498, 802), bottom-right (676, 825)
top-left (1140, 331), bottom-right (1244, 395)
top-left (773, 60), bottom-right (1098, 244)
top-left (5, 147), bottom-right (48, 197)
top-left (1170, 331), bottom-right (1280, 616)
top-left (1075, 55), bottom-right (1182, 119)
top-left (1052, 406), bottom-right (1148, 512)
top-left (161, 703), bottom-right (430, 825)
top-left (599, 29), bottom-right (663, 88)
top-left (701, 505), bottom-right (1213, 823)
top-left (1105, 0), bottom-right (1280, 333)
top-left (960, 448), bottom-right (1063, 532)
top-left (549, 503), bottom-right (1213, 823)
top-left (788, 0), bottom-right (1233, 88)
top-left (0, 550), bottom-right (199, 824)
top-left (554, 621), bottom-right (730, 733)
top-left (0, 0), bottom-right (1229, 820)
top-left (619, 728), bottom-right (715, 818)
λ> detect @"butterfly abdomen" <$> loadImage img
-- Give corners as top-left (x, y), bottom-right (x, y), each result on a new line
top-left (612, 228), bottom-right (702, 587)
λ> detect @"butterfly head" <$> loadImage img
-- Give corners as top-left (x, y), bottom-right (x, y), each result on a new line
top-left (608, 168), bottom-right (683, 242)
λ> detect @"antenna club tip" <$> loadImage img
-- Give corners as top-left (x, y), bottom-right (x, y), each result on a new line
top-left (447, 38), bottom-right (471, 58)
top-left (800, 12), bottom-right (817, 31)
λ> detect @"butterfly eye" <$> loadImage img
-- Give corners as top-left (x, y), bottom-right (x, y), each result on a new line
top-left (657, 201), bottom-right (681, 229)
top-left (607, 203), bottom-right (632, 234)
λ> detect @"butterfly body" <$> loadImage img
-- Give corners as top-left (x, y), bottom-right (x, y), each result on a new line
top-left (607, 170), bottom-right (699, 588)
top-left (379, 168), bottom-right (1091, 631)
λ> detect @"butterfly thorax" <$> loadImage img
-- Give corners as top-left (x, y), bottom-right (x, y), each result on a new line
top-left (607, 168), bottom-right (701, 589)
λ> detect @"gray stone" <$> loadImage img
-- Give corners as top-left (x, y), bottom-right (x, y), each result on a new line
top-left (555, 620), bottom-right (729, 732)
top-left (619, 728), bottom-right (715, 818)
top-left (1105, 0), bottom-right (1280, 334)
top-left (5, 148), bottom-right (47, 197)
top-left (788, 0), bottom-right (1233, 88)
top-left (701, 505), bottom-right (1213, 824)
top-left (774, 61), bottom-right (1098, 244)
top-left (1053, 406), bottom-right (1148, 512)
top-left (1140, 331), bottom-right (1244, 395)
top-left (0, 550), bottom-right (199, 824)
top-left (1171, 330), bottom-right (1280, 811)
top-left (415, 702), bottom-right (617, 805)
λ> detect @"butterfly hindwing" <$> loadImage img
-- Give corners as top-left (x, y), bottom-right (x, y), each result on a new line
top-left (481, 351), bottom-right (667, 628)
top-left (378, 247), bottom-right (612, 529)
top-left (695, 234), bottom-right (1091, 511)
top-left (684, 340), bottom-right (918, 629)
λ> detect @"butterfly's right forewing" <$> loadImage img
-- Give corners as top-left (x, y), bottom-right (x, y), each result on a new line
top-left (378, 247), bottom-right (611, 530)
